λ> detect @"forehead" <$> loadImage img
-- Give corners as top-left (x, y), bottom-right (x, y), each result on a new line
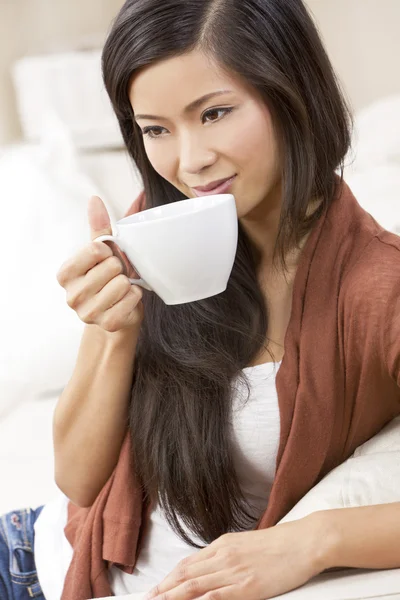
top-left (129, 50), bottom-right (245, 113)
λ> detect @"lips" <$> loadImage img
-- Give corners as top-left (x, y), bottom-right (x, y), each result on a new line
top-left (192, 175), bottom-right (236, 197)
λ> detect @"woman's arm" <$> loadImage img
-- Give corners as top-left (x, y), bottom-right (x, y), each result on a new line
top-left (316, 502), bottom-right (400, 571)
top-left (53, 323), bottom-right (139, 507)
top-left (53, 192), bottom-right (146, 508)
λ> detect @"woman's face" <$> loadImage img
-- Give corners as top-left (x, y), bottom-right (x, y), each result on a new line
top-left (129, 49), bottom-right (282, 220)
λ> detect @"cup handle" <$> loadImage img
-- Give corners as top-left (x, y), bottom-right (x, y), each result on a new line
top-left (93, 234), bottom-right (153, 291)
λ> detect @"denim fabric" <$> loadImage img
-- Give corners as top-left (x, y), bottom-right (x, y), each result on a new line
top-left (0, 506), bottom-right (46, 600)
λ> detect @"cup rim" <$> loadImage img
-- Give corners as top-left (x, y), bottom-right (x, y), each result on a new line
top-left (117, 193), bottom-right (235, 226)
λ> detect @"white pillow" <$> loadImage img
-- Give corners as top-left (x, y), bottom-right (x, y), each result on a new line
top-left (78, 149), bottom-right (143, 221)
top-left (343, 94), bottom-right (400, 235)
top-left (345, 164), bottom-right (400, 235)
top-left (12, 50), bottom-right (123, 150)
top-left (346, 94), bottom-right (400, 172)
top-left (0, 114), bottom-right (116, 419)
top-left (278, 415), bottom-right (400, 524)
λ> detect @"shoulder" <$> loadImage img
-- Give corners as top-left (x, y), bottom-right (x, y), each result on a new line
top-left (341, 230), bottom-right (400, 309)
top-left (337, 230), bottom-right (399, 382)
top-left (339, 230), bottom-right (400, 369)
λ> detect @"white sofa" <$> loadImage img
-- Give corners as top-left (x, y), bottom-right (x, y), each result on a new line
top-left (93, 418), bottom-right (400, 600)
top-left (273, 416), bottom-right (400, 599)
top-left (0, 77), bottom-right (399, 599)
top-left (0, 119), bottom-right (143, 514)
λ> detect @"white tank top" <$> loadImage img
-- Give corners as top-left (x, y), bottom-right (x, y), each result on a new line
top-left (34, 361), bottom-right (282, 600)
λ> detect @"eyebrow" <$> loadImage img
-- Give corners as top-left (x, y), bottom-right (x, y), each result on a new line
top-left (134, 90), bottom-right (234, 121)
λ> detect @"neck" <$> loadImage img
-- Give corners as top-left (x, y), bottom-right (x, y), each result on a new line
top-left (240, 183), bottom-right (321, 276)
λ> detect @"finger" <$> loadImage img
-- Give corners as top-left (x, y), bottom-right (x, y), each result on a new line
top-left (77, 275), bottom-right (133, 325)
top-left (92, 191), bottom-right (146, 276)
top-left (194, 584), bottom-right (238, 599)
top-left (95, 275), bottom-right (141, 314)
top-left (57, 242), bottom-right (113, 288)
top-left (99, 285), bottom-right (144, 330)
top-left (65, 255), bottom-right (124, 307)
top-left (146, 555), bottom-right (222, 599)
top-left (88, 195), bottom-right (113, 241)
top-left (148, 571), bottom-right (235, 600)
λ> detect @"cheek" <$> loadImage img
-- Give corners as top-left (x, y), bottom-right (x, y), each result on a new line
top-left (223, 112), bottom-right (278, 176)
top-left (246, 123), bottom-right (276, 169)
top-left (144, 142), bottom-right (175, 180)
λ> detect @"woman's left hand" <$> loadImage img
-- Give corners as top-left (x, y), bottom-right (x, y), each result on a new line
top-left (144, 512), bottom-right (331, 600)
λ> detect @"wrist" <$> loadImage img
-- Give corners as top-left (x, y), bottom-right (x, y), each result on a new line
top-left (307, 510), bottom-right (342, 573)
top-left (101, 323), bottom-right (141, 349)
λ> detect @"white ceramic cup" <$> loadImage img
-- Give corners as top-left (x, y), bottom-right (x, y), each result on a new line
top-left (93, 193), bottom-right (238, 305)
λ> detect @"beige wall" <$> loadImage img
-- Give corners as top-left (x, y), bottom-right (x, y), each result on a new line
top-left (306, 0), bottom-right (400, 113)
top-left (0, 0), bottom-right (122, 145)
top-left (0, 0), bottom-right (399, 146)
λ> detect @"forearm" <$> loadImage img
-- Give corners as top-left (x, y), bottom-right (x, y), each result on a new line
top-left (53, 323), bottom-right (139, 506)
top-left (315, 502), bottom-right (400, 571)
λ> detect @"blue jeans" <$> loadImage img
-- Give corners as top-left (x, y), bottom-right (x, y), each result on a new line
top-left (0, 506), bottom-right (46, 600)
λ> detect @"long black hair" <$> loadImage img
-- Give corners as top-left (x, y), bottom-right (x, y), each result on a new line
top-left (102, 0), bottom-right (353, 547)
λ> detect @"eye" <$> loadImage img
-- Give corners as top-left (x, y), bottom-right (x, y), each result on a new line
top-left (140, 107), bottom-right (234, 140)
top-left (141, 125), bottom-right (167, 140)
top-left (202, 107), bottom-right (234, 124)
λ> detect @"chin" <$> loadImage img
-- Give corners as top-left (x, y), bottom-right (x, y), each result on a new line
top-left (235, 202), bottom-right (249, 219)
top-left (235, 206), bottom-right (246, 219)
top-left (236, 201), bottom-right (258, 220)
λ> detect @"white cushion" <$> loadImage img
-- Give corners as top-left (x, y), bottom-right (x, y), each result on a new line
top-left (344, 94), bottom-right (400, 235)
top-left (273, 417), bottom-right (400, 599)
top-left (95, 419), bottom-right (400, 599)
top-left (345, 165), bottom-right (400, 235)
top-left (78, 149), bottom-right (143, 220)
top-left (0, 397), bottom-right (60, 514)
top-left (279, 415), bottom-right (400, 524)
top-left (0, 115), bottom-right (117, 419)
top-left (346, 94), bottom-right (400, 171)
top-left (12, 51), bottom-right (123, 150)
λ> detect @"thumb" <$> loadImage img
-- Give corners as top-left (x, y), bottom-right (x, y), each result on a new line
top-left (88, 195), bottom-right (112, 241)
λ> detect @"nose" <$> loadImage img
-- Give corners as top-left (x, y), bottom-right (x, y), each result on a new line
top-left (179, 131), bottom-right (217, 175)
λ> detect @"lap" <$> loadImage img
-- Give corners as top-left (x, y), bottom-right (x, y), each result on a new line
top-left (0, 506), bottom-right (46, 600)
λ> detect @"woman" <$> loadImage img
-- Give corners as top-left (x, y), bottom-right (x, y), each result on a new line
top-left (1, 1), bottom-right (400, 599)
